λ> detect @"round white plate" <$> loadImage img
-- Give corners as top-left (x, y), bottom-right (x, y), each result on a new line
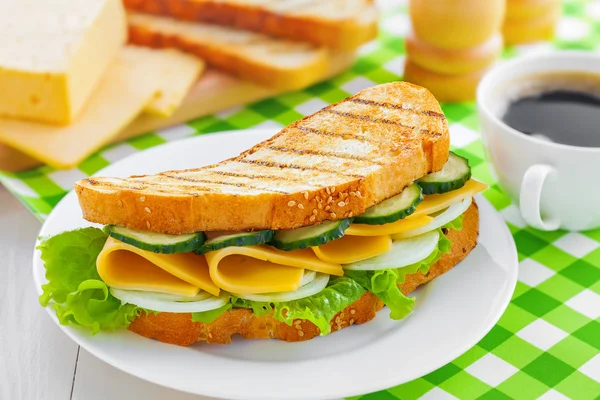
top-left (33, 129), bottom-right (518, 400)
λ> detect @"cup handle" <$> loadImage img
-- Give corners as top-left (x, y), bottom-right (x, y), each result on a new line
top-left (519, 164), bottom-right (560, 231)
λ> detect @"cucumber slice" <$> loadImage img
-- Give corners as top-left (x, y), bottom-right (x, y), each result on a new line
top-left (418, 152), bottom-right (471, 194)
top-left (271, 219), bottom-right (352, 251)
top-left (106, 226), bottom-right (205, 254)
top-left (195, 230), bottom-right (274, 254)
top-left (353, 183), bottom-right (423, 225)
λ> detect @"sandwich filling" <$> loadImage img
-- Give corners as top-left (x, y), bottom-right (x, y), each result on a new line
top-left (39, 152), bottom-right (487, 337)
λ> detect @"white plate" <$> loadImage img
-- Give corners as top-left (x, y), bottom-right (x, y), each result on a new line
top-left (33, 129), bottom-right (518, 400)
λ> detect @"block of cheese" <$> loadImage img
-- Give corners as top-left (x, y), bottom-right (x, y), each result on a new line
top-left (0, 52), bottom-right (356, 172)
top-left (406, 32), bottom-right (503, 75)
top-left (0, 0), bottom-right (126, 125)
top-left (143, 50), bottom-right (205, 117)
top-left (0, 46), bottom-right (203, 169)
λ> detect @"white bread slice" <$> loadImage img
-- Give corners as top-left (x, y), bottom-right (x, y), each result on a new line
top-left (75, 82), bottom-right (449, 234)
top-left (123, 0), bottom-right (378, 51)
top-left (127, 12), bottom-right (330, 90)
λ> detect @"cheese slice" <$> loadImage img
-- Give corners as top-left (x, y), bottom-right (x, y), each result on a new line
top-left (97, 237), bottom-right (219, 297)
top-left (205, 245), bottom-right (343, 294)
top-left (0, 46), bottom-right (197, 169)
top-left (143, 50), bottom-right (205, 117)
top-left (312, 235), bottom-right (392, 264)
top-left (0, 0), bottom-right (126, 124)
top-left (346, 215), bottom-right (434, 237)
top-left (413, 180), bottom-right (488, 217)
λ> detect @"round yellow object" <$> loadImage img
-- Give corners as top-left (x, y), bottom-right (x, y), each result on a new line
top-left (402, 59), bottom-right (488, 103)
top-left (406, 32), bottom-right (503, 75)
top-left (409, 0), bottom-right (505, 49)
top-left (503, 8), bottom-right (559, 45)
top-left (506, 0), bottom-right (561, 20)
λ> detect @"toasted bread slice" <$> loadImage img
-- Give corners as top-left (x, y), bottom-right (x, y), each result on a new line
top-left (128, 201), bottom-right (479, 346)
top-left (123, 0), bottom-right (378, 51)
top-left (127, 12), bottom-right (330, 90)
top-left (75, 82), bottom-right (449, 233)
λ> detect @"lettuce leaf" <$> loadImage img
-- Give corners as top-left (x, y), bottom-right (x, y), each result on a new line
top-left (38, 228), bottom-right (144, 333)
top-left (344, 218), bottom-right (464, 320)
top-left (232, 277), bottom-right (366, 335)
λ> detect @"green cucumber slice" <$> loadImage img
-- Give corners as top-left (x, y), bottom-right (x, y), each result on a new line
top-left (418, 152), bottom-right (471, 194)
top-left (270, 219), bottom-right (352, 251)
top-left (195, 230), bottom-right (274, 254)
top-left (353, 183), bottom-right (423, 225)
top-left (106, 226), bottom-right (205, 254)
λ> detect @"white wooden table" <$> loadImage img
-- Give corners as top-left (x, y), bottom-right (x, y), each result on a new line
top-left (0, 186), bottom-right (213, 400)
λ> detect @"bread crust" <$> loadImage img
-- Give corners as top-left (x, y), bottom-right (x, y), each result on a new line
top-left (75, 82), bottom-right (450, 234)
top-left (123, 0), bottom-right (378, 51)
top-left (128, 202), bottom-right (479, 346)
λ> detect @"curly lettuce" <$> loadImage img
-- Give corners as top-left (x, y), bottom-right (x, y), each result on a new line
top-left (38, 228), bottom-right (145, 333)
top-left (344, 214), bottom-right (464, 321)
top-left (230, 277), bottom-right (366, 335)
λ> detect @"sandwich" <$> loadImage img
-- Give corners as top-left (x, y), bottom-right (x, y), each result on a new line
top-left (38, 82), bottom-right (488, 346)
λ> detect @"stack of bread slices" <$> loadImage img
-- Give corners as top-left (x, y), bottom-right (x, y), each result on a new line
top-left (0, 0), bottom-right (377, 171)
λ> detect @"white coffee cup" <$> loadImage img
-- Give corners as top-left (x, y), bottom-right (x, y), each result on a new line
top-left (477, 51), bottom-right (600, 231)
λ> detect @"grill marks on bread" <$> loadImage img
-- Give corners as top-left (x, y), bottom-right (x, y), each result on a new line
top-left (75, 82), bottom-right (450, 232)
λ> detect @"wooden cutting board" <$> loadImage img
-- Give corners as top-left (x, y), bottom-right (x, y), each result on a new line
top-left (0, 53), bottom-right (355, 172)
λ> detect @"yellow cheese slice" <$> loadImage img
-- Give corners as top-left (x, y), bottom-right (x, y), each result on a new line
top-left (0, 46), bottom-right (196, 169)
top-left (346, 215), bottom-right (434, 237)
top-left (312, 235), bottom-right (392, 264)
top-left (204, 245), bottom-right (343, 294)
top-left (143, 50), bottom-right (205, 117)
top-left (413, 180), bottom-right (488, 217)
top-left (97, 237), bottom-right (220, 297)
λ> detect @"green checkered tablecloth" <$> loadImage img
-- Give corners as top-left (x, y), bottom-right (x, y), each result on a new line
top-left (2, 0), bottom-right (599, 399)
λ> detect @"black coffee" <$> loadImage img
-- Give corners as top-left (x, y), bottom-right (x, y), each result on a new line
top-left (502, 76), bottom-right (600, 148)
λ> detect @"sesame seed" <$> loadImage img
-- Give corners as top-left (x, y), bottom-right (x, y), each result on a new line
top-left (144, 207), bottom-right (151, 214)
top-left (340, 312), bottom-right (344, 319)
top-left (312, 209), bottom-right (318, 215)
top-left (295, 325), bottom-right (302, 330)
top-left (327, 196), bottom-right (333, 204)
top-left (287, 200), bottom-right (296, 207)
top-left (335, 316), bottom-right (341, 324)
top-left (325, 205), bottom-right (331, 211)
top-left (347, 211), bottom-right (354, 218)
top-left (331, 186), bottom-right (336, 193)
top-left (326, 187), bottom-right (331, 195)
top-left (330, 212), bottom-right (337, 219)
top-left (146, 221), bottom-right (151, 229)
top-left (318, 203), bottom-right (323, 210)
top-left (294, 320), bottom-right (301, 325)
top-left (350, 309), bottom-right (356, 315)
top-left (350, 319), bottom-right (355, 325)
top-left (139, 196), bottom-right (146, 202)
top-left (338, 201), bottom-right (346, 207)
top-left (298, 331), bottom-right (304, 337)
top-left (316, 196), bottom-right (322, 203)
top-left (208, 333), bottom-right (213, 339)
top-left (303, 192), bottom-right (309, 200)
top-left (309, 215), bottom-right (316, 222)
top-left (356, 191), bottom-right (362, 198)
top-left (297, 203), bottom-right (304, 210)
